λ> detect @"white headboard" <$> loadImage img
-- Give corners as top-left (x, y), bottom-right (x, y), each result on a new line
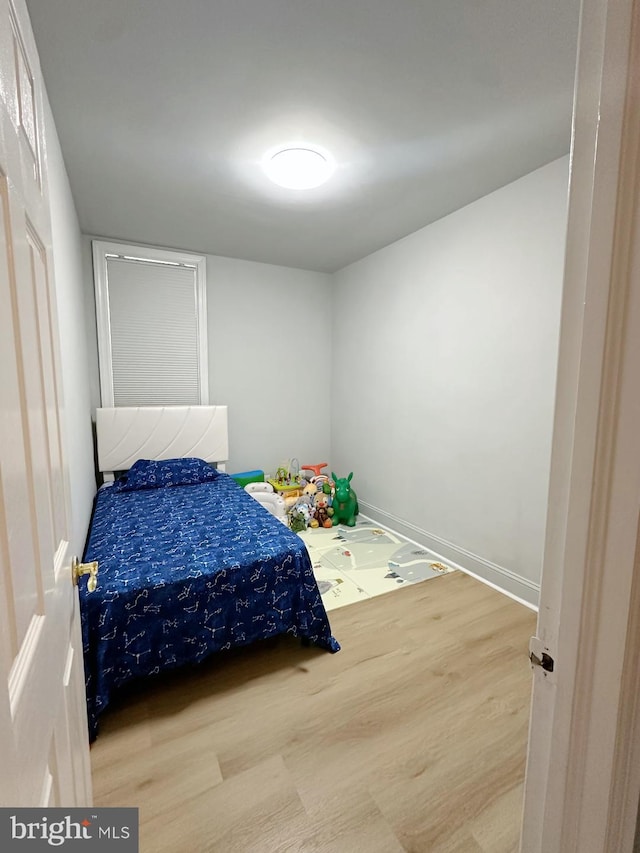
top-left (95, 406), bottom-right (229, 476)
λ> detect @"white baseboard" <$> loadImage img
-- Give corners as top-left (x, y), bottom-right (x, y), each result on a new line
top-left (359, 501), bottom-right (540, 611)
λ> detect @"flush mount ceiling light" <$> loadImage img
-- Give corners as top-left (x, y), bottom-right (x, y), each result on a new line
top-left (263, 146), bottom-right (334, 190)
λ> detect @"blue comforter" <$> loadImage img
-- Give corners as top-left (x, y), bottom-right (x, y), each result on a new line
top-left (80, 463), bottom-right (339, 740)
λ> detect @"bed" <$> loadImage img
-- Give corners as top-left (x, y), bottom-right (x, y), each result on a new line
top-left (80, 406), bottom-right (340, 740)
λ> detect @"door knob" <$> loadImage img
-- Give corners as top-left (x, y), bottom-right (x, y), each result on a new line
top-left (72, 557), bottom-right (98, 592)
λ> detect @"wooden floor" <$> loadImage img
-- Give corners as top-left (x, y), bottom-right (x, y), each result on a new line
top-left (90, 572), bottom-right (537, 852)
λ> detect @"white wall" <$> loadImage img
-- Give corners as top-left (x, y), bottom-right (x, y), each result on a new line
top-left (330, 157), bottom-right (569, 604)
top-left (79, 158), bottom-right (566, 601)
top-left (44, 96), bottom-right (96, 552)
top-left (83, 242), bottom-right (332, 475)
top-left (205, 255), bottom-right (332, 474)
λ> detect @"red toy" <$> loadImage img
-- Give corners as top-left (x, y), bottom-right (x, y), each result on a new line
top-left (302, 462), bottom-right (328, 478)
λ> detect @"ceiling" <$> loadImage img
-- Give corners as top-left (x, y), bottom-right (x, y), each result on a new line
top-left (25, 0), bottom-right (580, 273)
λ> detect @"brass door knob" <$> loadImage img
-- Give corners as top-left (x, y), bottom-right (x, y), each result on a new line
top-left (72, 557), bottom-right (98, 592)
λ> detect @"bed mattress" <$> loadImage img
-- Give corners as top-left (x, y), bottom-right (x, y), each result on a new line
top-left (80, 465), bottom-right (339, 739)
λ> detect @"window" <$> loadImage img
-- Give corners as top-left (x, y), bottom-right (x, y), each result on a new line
top-left (92, 241), bottom-right (208, 407)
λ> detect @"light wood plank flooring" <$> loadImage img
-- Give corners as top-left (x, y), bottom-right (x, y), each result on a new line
top-left (90, 572), bottom-right (537, 852)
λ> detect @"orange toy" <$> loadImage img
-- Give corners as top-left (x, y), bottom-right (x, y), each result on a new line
top-left (302, 462), bottom-right (328, 479)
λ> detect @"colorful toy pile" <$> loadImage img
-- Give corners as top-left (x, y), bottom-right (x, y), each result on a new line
top-left (266, 460), bottom-right (359, 532)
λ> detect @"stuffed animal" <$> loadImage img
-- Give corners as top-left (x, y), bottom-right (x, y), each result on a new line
top-left (314, 504), bottom-right (332, 528)
top-left (310, 490), bottom-right (329, 526)
top-left (288, 501), bottom-right (312, 532)
top-left (302, 482), bottom-right (318, 506)
top-left (288, 506), bottom-right (307, 532)
top-left (331, 472), bottom-right (359, 527)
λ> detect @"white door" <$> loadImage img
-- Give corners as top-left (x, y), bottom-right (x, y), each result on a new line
top-left (0, 0), bottom-right (92, 806)
top-left (521, 0), bottom-right (640, 850)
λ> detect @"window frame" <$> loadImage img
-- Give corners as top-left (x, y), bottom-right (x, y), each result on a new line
top-left (92, 239), bottom-right (209, 407)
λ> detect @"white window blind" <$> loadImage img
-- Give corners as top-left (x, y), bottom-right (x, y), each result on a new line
top-left (93, 242), bottom-right (208, 407)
